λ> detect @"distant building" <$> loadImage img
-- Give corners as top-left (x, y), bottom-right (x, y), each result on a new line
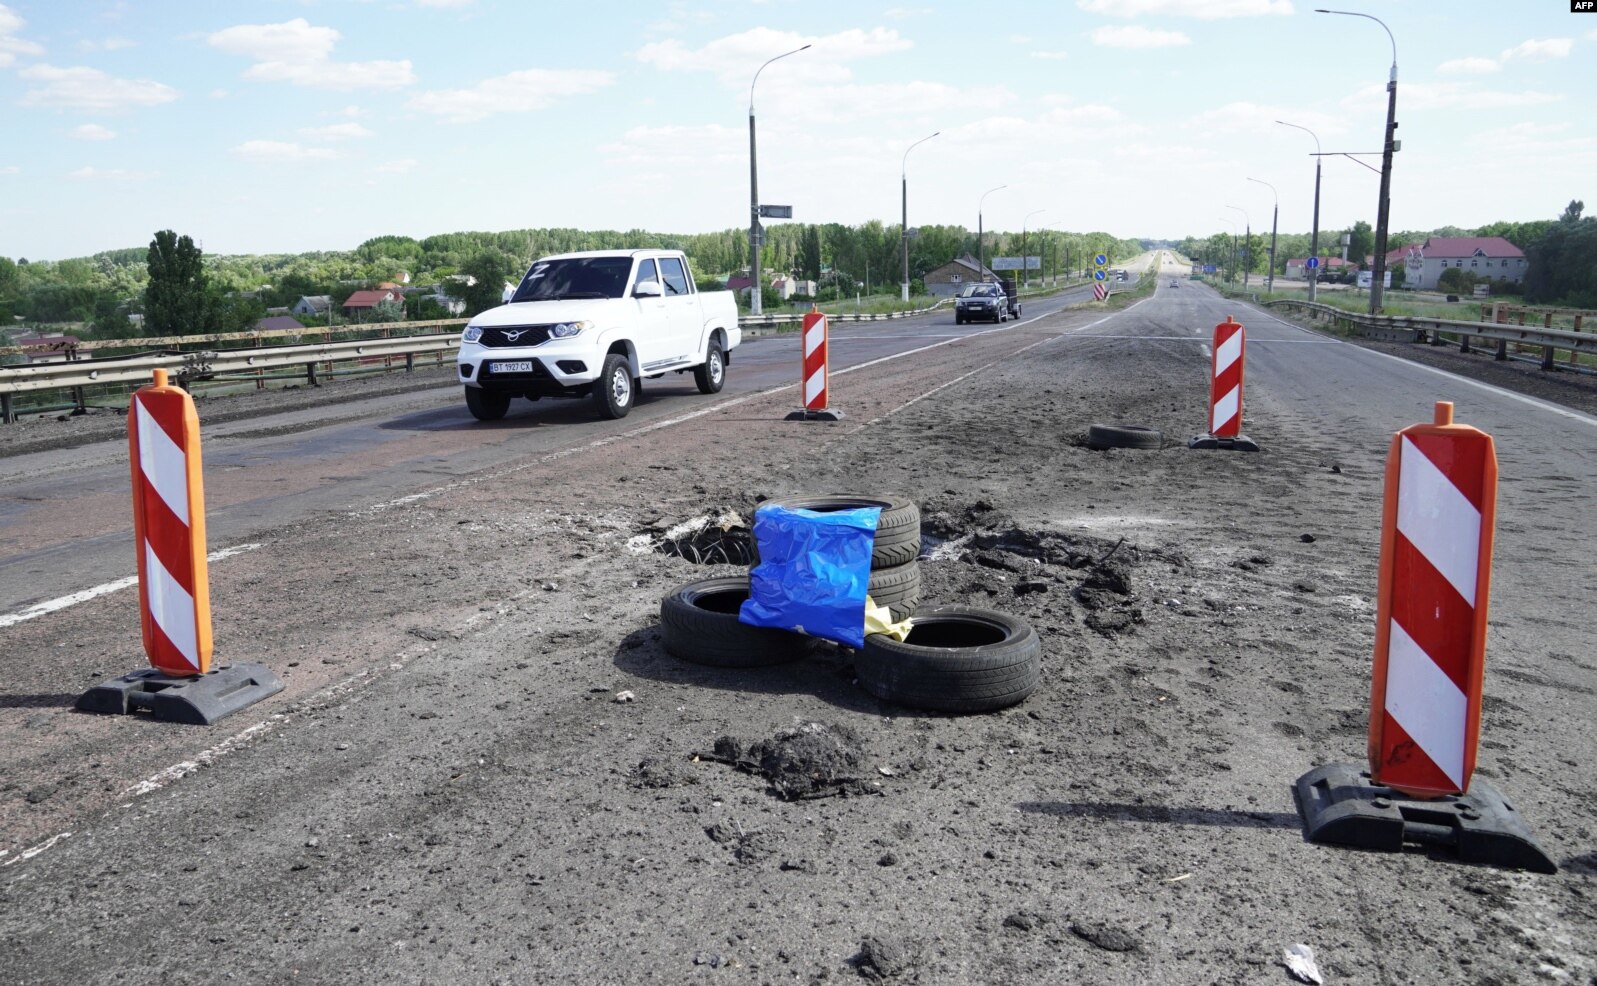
top-left (291, 295), bottom-right (333, 317)
top-left (15, 334), bottom-right (81, 363)
top-left (341, 289), bottom-right (403, 316)
top-left (1401, 236), bottom-right (1527, 291)
top-left (924, 255), bottom-right (998, 298)
top-left (1283, 256), bottom-right (1356, 280)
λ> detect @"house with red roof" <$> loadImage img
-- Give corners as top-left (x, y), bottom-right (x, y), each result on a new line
top-left (341, 288), bottom-right (403, 317)
top-left (1402, 236), bottom-right (1527, 292)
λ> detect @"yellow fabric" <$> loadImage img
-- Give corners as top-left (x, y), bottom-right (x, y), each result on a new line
top-left (863, 594), bottom-right (913, 641)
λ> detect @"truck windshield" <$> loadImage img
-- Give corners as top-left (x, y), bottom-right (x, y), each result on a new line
top-left (510, 257), bottom-right (633, 302)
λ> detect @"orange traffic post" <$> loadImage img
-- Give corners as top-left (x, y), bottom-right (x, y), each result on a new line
top-left (76, 369), bottom-right (284, 725)
top-left (1292, 401), bottom-right (1553, 872)
top-left (785, 305), bottom-right (842, 421)
top-left (1188, 316), bottom-right (1258, 452)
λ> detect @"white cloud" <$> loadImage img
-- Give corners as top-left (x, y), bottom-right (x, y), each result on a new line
top-left (210, 88), bottom-right (228, 99)
top-left (374, 159), bottom-right (419, 174)
top-left (299, 122), bottom-right (374, 139)
top-left (208, 18), bottom-right (415, 90)
top-left (69, 166), bottom-right (156, 181)
top-left (409, 67), bottom-right (614, 122)
top-left (1077, 0), bottom-right (1291, 17)
top-left (600, 124), bottom-right (744, 170)
top-left (0, 3), bottom-right (44, 67)
top-left (78, 37), bottom-right (135, 52)
top-left (1500, 38), bottom-right (1573, 61)
top-left (232, 140), bottom-right (337, 163)
top-left (1436, 57), bottom-right (1499, 75)
top-left (19, 64), bottom-right (178, 111)
top-left (1342, 81), bottom-right (1562, 112)
top-left (636, 26), bottom-right (912, 88)
top-left (0, 165), bottom-right (19, 175)
top-left (1186, 101), bottom-right (1345, 137)
top-left (71, 123), bottom-right (117, 140)
top-left (1091, 25), bottom-right (1190, 48)
top-left (1032, 51), bottom-right (1069, 60)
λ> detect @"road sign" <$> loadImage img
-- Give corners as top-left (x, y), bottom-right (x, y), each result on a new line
top-left (1093, 283), bottom-right (1108, 301)
top-left (1202, 264), bottom-right (1217, 274)
top-left (991, 257), bottom-right (1023, 270)
top-left (902, 227), bottom-right (920, 238)
top-left (758, 205), bottom-right (792, 219)
top-left (1305, 257), bottom-right (1320, 270)
top-left (1093, 269), bottom-right (1107, 281)
top-left (1094, 254), bottom-right (1108, 267)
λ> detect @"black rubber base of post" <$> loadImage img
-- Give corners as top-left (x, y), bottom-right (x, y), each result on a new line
top-left (1188, 433), bottom-right (1260, 452)
top-left (785, 408), bottom-right (844, 421)
top-left (76, 663), bottom-right (285, 726)
top-left (1292, 763), bottom-right (1556, 874)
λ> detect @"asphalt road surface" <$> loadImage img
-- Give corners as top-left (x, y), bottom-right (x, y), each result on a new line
top-left (3, 256), bottom-right (1594, 985)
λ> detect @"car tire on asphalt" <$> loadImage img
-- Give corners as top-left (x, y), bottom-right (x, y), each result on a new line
top-left (753, 494), bottom-right (922, 569)
top-left (660, 576), bottom-right (817, 667)
top-left (594, 352), bottom-right (635, 419)
top-left (855, 605), bottom-right (1041, 713)
top-left (694, 342), bottom-right (725, 395)
top-left (1085, 423), bottom-right (1163, 450)
top-left (464, 386), bottom-right (510, 421)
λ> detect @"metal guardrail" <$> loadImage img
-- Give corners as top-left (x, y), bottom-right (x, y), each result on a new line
top-left (1266, 299), bottom-right (1593, 371)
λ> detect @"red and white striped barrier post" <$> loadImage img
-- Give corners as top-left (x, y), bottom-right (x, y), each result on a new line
top-left (1293, 401), bottom-right (1553, 872)
top-left (1367, 400), bottom-right (1495, 797)
top-left (786, 307), bottom-right (843, 421)
top-left (76, 368), bottom-right (284, 725)
top-left (1209, 317), bottom-right (1244, 438)
top-left (1188, 315), bottom-right (1258, 451)
top-left (130, 367), bottom-right (213, 676)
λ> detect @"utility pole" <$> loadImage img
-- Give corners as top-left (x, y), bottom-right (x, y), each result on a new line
top-left (747, 44), bottom-right (809, 316)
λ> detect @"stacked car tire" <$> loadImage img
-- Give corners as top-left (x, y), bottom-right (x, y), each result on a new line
top-left (658, 493), bottom-right (1042, 714)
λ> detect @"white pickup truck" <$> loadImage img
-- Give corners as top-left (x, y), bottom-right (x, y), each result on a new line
top-left (456, 249), bottom-right (741, 420)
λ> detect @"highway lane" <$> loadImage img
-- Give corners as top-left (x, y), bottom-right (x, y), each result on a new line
top-left (0, 278), bottom-right (1107, 616)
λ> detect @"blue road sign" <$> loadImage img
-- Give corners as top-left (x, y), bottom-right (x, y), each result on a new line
top-left (1093, 254), bottom-right (1108, 267)
top-left (1202, 264), bottom-right (1217, 274)
top-left (1093, 269), bottom-right (1107, 281)
top-left (1305, 257), bottom-right (1320, 269)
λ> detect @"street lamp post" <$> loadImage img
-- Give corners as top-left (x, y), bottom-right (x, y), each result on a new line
top-left (901, 132), bottom-right (940, 303)
top-left (1318, 8), bottom-right (1397, 314)
top-left (747, 43), bottom-right (810, 316)
top-left (978, 184), bottom-right (1006, 283)
top-left (1225, 205), bottom-right (1252, 289)
top-left (1021, 209), bottom-right (1045, 289)
top-left (1247, 177), bottom-right (1279, 294)
top-left (1276, 120), bottom-right (1323, 302)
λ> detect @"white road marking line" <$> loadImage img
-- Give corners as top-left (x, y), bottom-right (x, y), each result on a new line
top-left (0, 543), bottom-right (263, 629)
top-left (1, 832), bottom-right (71, 867)
top-left (1246, 306), bottom-right (1597, 430)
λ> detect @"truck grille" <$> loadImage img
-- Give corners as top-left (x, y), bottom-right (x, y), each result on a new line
top-left (478, 325), bottom-right (551, 348)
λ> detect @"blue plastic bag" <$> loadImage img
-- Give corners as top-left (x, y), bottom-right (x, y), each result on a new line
top-left (739, 504), bottom-right (882, 648)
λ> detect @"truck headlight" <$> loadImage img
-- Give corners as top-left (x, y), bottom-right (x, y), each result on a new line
top-left (549, 320), bottom-right (591, 339)
top-left (462, 325), bottom-right (483, 343)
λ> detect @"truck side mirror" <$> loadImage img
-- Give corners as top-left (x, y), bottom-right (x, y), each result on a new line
top-left (633, 280), bottom-right (663, 298)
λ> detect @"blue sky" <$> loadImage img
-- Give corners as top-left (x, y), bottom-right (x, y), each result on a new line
top-left (1, 0), bottom-right (1593, 260)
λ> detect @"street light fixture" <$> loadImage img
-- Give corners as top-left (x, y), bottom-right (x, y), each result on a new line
top-left (747, 43), bottom-right (810, 316)
top-left (1021, 209), bottom-right (1045, 289)
top-left (1247, 177), bottom-right (1279, 294)
top-left (1276, 120), bottom-right (1323, 302)
top-left (901, 131), bottom-right (940, 303)
top-left (978, 184), bottom-right (1006, 283)
top-left (1225, 204), bottom-right (1252, 289)
top-left (1317, 8), bottom-right (1397, 314)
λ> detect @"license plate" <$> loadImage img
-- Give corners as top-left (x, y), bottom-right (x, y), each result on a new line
top-left (489, 361), bottom-right (535, 373)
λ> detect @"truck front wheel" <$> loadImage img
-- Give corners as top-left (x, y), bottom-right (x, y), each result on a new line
top-left (694, 342), bottom-right (725, 395)
top-left (464, 386), bottom-right (509, 421)
top-left (593, 353), bottom-right (634, 419)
